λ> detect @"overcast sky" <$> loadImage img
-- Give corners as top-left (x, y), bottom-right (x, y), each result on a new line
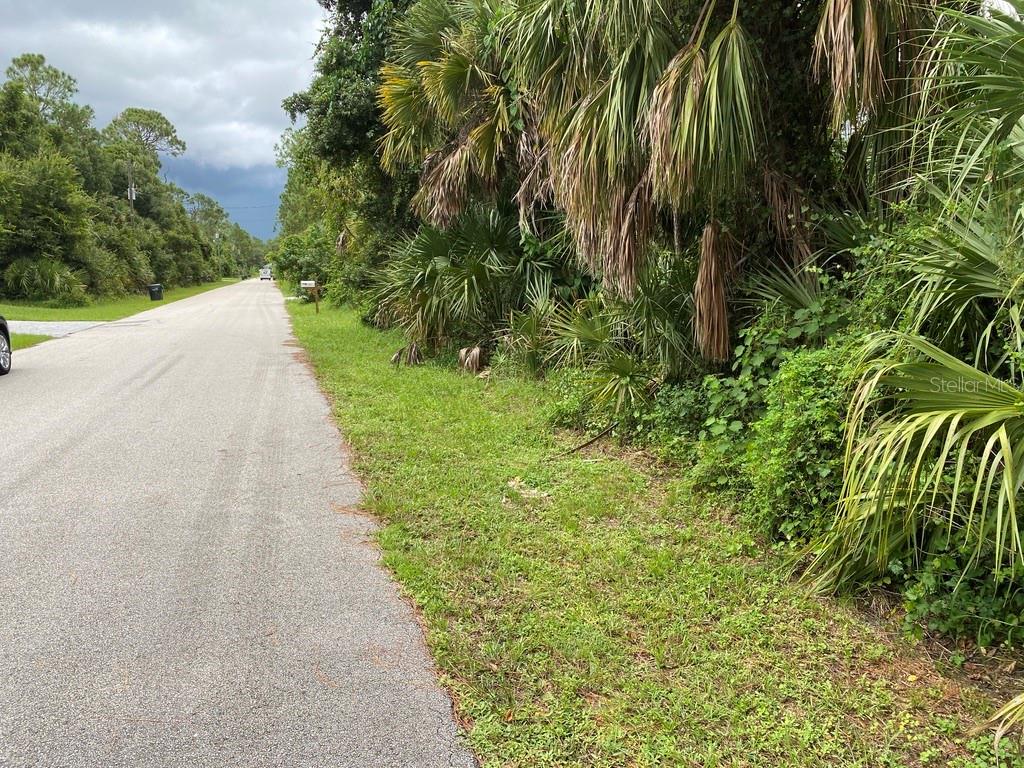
top-left (0, 1), bottom-right (327, 239)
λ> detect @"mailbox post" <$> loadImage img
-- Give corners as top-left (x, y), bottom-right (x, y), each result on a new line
top-left (301, 280), bottom-right (320, 314)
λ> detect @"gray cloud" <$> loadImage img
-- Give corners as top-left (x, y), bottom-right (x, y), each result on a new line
top-left (0, 0), bottom-right (326, 169)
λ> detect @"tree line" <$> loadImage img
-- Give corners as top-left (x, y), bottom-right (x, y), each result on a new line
top-left (275, 0), bottom-right (1024, 729)
top-left (0, 54), bottom-right (265, 304)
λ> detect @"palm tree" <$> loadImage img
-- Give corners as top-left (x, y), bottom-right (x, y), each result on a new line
top-left (381, 0), bottom-right (931, 361)
top-left (379, 0), bottom-right (517, 228)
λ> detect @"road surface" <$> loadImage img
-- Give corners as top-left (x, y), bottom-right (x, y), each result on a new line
top-left (0, 281), bottom-right (476, 767)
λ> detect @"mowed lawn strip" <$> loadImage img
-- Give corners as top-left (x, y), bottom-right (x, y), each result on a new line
top-left (289, 302), bottom-right (1005, 768)
top-left (10, 334), bottom-right (49, 351)
top-left (0, 278), bottom-right (239, 322)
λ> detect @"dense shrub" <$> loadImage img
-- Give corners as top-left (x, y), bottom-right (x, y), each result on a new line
top-left (744, 340), bottom-right (859, 544)
top-left (270, 223), bottom-right (337, 293)
top-left (899, 532), bottom-right (1024, 649)
top-left (632, 382), bottom-right (707, 460)
top-left (700, 294), bottom-right (845, 441)
top-left (2, 256), bottom-right (86, 303)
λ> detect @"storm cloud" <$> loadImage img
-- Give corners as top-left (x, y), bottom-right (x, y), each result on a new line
top-left (0, 1), bottom-right (327, 237)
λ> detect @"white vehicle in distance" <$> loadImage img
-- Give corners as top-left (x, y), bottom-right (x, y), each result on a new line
top-left (259, 266), bottom-right (273, 281)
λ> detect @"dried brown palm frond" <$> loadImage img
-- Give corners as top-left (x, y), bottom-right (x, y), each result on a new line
top-left (647, 13), bottom-right (764, 208)
top-left (815, 0), bottom-right (863, 127)
top-left (763, 167), bottom-right (813, 265)
top-left (391, 343), bottom-right (424, 366)
top-left (458, 345), bottom-right (484, 373)
top-left (407, 342), bottom-right (424, 365)
top-left (813, 0), bottom-right (927, 128)
top-left (413, 140), bottom-right (476, 228)
top-left (542, 100), bottom-right (654, 298)
top-left (603, 176), bottom-right (654, 298)
top-left (693, 220), bottom-right (740, 362)
top-left (648, 44), bottom-right (706, 207)
top-left (515, 98), bottom-right (554, 232)
top-left (547, 133), bottom-right (606, 270)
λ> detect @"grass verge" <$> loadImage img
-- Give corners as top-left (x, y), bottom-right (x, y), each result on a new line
top-left (0, 278), bottom-right (239, 322)
top-left (289, 302), bottom-right (1016, 768)
top-left (10, 334), bottom-right (49, 351)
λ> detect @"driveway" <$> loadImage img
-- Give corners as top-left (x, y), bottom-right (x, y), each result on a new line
top-left (0, 280), bottom-right (476, 767)
top-left (7, 320), bottom-right (102, 337)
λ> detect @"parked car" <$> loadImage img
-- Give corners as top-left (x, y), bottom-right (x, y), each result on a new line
top-left (259, 266), bottom-right (273, 281)
top-left (0, 316), bottom-right (10, 376)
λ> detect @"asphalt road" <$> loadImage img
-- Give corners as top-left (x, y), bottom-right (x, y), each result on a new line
top-left (0, 281), bottom-right (476, 767)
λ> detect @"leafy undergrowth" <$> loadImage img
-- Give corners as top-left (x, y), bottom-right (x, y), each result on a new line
top-left (10, 333), bottom-right (49, 350)
top-left (0, 278), bottom-right (238, 322)
top-left (289, 303), bottom-right (1021, 768)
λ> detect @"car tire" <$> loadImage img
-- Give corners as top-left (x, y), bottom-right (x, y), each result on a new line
top-left (0, 333), bottom-right (10, 376)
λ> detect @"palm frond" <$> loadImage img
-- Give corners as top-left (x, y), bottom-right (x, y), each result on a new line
top-left (814, 0), bottom-right (920, 128)
top-left (379, 63), bottom-right (438, 170)
top-left (899, 191), bottom-right (1024, 366)
top-left (694, 220), bottom-right (740, 362)
top-left (697, 18), bottom-right (764, 199)
top-left (746, 259), bottom-right (822, 310)
top-left (414, 140), bottom-right (477, 227)
top-left (648, 44), bottom-right (706, 206)
top-left (588, 352), bottom-right (657, 415)
top-left (806, 333), bottom-right (1024, 591)
top-left (897, 0), bottom-right (1024, 218)
top-left (763, 168), bottom-right (813, 265)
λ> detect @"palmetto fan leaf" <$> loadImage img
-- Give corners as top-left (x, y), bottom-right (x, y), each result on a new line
top-left (374, 208), bottom-right (527, 344)
top-left (545, 297), bottom-right (617, 368)
top-left (900, 191), bottom-right (1024, 361)
top-left (588, 352), bottom-right (657, 415)
top-left (392, 0), bottom-right (460, 67)
top-left (379, 64), bottom-right (438, 171)
top-left (745, 259), bottom-right (822, 311)
top-left (380, 0), bottom-right (514, 224)
top-left (807, 333), bottom-right (1024, 592)
top-left (697, 18), bottom-right (764, 200)
top-left (915, 1), bottom-right (1024, 191)
top-left (419, 42), bottom-right (488, 126)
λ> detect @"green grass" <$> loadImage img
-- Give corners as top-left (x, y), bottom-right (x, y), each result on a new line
top-left (289, 303), bottom-right (1017, 768)
top-left (10, 334), bottom-right (49, 351)
top-left (0, 279), bottom-right (238, 322)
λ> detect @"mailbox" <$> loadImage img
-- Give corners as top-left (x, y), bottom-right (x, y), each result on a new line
top-left (301, 280), bottom-right (321, 314)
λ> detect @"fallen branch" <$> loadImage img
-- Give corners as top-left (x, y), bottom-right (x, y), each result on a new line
top-left (559, 422), bottom-right (618, 457)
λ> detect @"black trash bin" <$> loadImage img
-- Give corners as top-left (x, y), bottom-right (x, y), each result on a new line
top-left (148, 284), bottom-right (164, 301)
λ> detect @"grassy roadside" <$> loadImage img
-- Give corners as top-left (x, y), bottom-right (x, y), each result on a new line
top-left (10, 334), bottom-right (49, 351)
top-left (0, 278), bottom-right (239, 322)
top-left (289, 302), bottom-right (1015, 767)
